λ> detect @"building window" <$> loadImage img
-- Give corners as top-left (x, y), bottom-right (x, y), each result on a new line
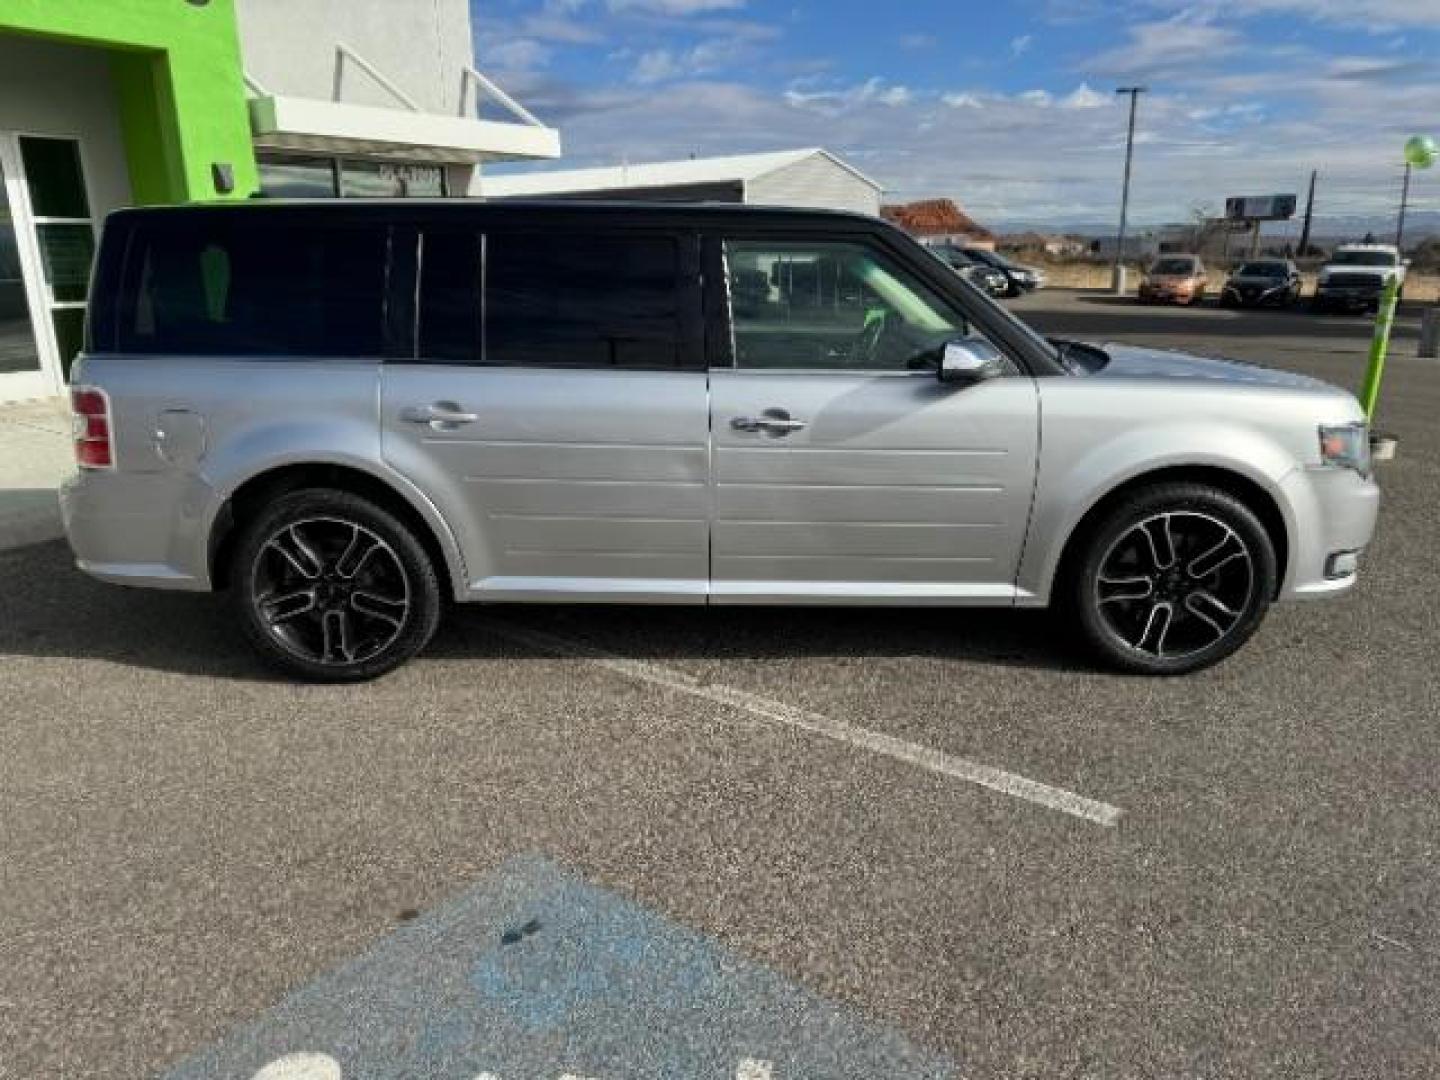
top-left (256, 155), bottom-right (338, 198)
top-left (256, 154), bottom-right (448, 199)
top-left (341, 160), bottom-right (446, 198)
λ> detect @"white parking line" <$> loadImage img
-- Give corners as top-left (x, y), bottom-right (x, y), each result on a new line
top-left (480, 620), bottom-right (1123, 828)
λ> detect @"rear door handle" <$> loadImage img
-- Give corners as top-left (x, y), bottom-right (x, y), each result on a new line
top-left (731, 409), bottom-right (807, 435)
top-left (400, 402), bottom-right (478, 428)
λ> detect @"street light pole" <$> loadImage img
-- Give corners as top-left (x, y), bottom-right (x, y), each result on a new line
top-left (1396, 161), bottom-right (1413, 250)
top-left (1113, 86), bottom-right (1147, 292)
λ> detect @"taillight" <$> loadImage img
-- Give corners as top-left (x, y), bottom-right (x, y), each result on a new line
top-left (71, 386), bottom-right (114, 470)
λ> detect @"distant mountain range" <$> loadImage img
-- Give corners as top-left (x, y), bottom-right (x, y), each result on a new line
top-left (1000, 210), bottom-right (1440, 246)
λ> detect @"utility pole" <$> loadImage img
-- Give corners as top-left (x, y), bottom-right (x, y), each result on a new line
top-left (1112, 86), bottom-right (1147, 291)
top-left (1298, 169), bottom-right (1316, 257)
top-left (1396, 161), bottom-right (1413, 250)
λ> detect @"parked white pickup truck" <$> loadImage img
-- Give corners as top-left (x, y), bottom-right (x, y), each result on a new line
top-left (1314, 243), bottom-right (1406, 312)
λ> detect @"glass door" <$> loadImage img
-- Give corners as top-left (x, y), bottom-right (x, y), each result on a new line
top-left (0, 139), bottom-right (48, 401)
top-left (0, 133), bottom-right (97, 402)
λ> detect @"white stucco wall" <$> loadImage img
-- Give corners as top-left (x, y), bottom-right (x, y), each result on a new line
top-left (235, 0), bottom-right (475, 115)
top-left (0, 35), bottom-right (132, 217)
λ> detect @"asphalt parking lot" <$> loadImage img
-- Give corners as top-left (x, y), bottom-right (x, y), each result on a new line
top-left (3, 290), bottom-right (1438, 1078)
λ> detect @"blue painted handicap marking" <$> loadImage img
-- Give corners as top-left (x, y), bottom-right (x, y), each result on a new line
top-left (162, 855), bottom-right (958, 1079)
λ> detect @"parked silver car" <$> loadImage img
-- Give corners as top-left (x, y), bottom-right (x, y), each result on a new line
top-left (62, 202), bottom-right (1379, 681)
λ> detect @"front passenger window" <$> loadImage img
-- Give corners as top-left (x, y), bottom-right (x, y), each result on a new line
top-left (723, 240), bottom-right (970, 372)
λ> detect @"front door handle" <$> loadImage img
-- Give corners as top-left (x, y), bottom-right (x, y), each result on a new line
top-left (731, 409), bottom-right (807, 436)
top-left (400, 402), bottom-right (479, 429)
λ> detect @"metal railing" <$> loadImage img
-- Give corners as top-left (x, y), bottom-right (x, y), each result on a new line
top-left (243, 49), bottom-right (549, 130)
top-left (457, 66), bottom-right (545, 127)
top-left (333, 43), bottom-right (420, 111)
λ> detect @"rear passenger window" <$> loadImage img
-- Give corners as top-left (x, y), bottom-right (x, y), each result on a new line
top-left (418, 230), bottom-right (480, 364)
top-left (485, 233), bottom-right (681, 369)
top-left (118, 219), bottom-right (386, 357)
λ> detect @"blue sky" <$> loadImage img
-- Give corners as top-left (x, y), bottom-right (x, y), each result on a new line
top-left (473, 0), bottom-right (1440, 232)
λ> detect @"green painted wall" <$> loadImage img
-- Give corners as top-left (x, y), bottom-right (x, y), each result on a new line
top-left (0, 0), bottom-right (257, 204)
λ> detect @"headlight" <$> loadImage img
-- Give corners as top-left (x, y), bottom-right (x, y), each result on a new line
top-left (1319, 422), bottom-right (1370, 474)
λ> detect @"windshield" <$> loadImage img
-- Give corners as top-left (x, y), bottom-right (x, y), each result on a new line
top-left (962, 248), bottom-right (1009, 269)
top-left (928, 246), bottom-right (973, 268)
top-left (1331, 250), bottom-right (1397, 267)
top-left (1236, 262), bottom-right (1287, 278)
top-left (1150, 258), bottom-right (1198, 276)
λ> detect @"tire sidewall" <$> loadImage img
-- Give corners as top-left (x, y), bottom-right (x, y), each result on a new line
top-left (230, 488), bottom-right (442, 682)
top-left (1070, 484), bottom-right (1278, 676)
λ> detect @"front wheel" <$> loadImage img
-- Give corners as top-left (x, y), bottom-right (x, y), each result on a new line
top-left (1066, 484), bottom-right (1277, 675)
top-left (230, 488), bottom-right (443, 682)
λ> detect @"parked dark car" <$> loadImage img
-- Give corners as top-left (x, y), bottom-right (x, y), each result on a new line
top-left (961, 247), bottom-right (1046, 296)
top-left (929, 245), bottom-right (1010, 298)
top-left (1220, 259), bottom-right (1302, 308)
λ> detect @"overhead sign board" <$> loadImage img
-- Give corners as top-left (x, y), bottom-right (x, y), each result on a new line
top-left (1225, 194), bottom-right (1297, 221)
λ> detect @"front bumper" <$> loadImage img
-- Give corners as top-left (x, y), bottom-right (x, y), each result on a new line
top-left (1224, 286), bottom-right (1289, 306)
top-left (1138, 286), bottom-right (1194, 302)
top-left (1278, 465), bottom-right (1380, 601)
top-left (1315, 285), bottom-right (1383, 306)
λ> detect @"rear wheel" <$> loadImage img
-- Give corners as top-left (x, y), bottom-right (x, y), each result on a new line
top-left (1066, 483), bottom-right (1277, 675)
top-left (230, 488), bottom-right (442, 682)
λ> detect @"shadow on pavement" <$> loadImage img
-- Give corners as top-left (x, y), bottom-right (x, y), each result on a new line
top-left (0, 538), bottom-right (1083, 682)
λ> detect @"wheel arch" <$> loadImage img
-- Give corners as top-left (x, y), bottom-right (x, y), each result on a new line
top-left (208, 461), bottom-right (467, 600)
top-left (1048, 465), bottom-right (1291, 603)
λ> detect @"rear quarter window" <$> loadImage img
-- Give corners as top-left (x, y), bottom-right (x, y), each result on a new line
top-left (113, 217), bottom-right (387, 357)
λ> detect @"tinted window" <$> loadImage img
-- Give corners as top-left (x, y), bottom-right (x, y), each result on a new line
top-left (117, 219), bottom-right (387, 356)
top-left (485, 233), bottom-right (681, 368)
top-left (724, 239), bottom-right (969, 372)
top-left (1237, 262), bottom-right (1287, 277)
top-left (418, 229), bottom-right (480, 363)
top-left (1332, 250), bottom-right (1397, 267)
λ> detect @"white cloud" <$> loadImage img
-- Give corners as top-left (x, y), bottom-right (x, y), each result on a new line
top-left (486, 39), bottom-right (553, 72)
top-left (1082, 19), bottom-right (1244, 78)
top-left (942, 92), bottom-right (984, 109)
top-left (627, 35), bottom-right (753, 83)
top-left (785, 77), bottom-right (913, 112)
top-left (1010, 34), bottom-right (1033, 57)
top-left (1149, 0), bottom-right (1440, 29)
top-left (632, 49), bottom-right (683, 83)
top-left (900, 33), bottom-right (938, 50)
top-left (1060, 82), bottom-right (1110, 109)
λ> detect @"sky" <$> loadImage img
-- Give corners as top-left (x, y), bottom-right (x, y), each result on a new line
top-left (472, 0), bottom-right (1440, 234)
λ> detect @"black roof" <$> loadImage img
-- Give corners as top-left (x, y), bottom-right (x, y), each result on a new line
top-left (106, 198), bottom-right (890, 233)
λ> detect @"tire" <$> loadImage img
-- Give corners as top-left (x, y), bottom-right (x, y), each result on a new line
top-left (1064, 483), bottom-right (1277, 676)
top-left (229, 488), bottom-right (443, 682)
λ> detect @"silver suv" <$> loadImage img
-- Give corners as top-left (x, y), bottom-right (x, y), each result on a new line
top-left (62, 202), bottom-right (1379, 681)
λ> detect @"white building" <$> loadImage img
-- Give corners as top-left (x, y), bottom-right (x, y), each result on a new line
top-left (0, 0), bottom-right (558, 402)
top-left (481, 149), bottom-right (884, 217)
top-left (239, 0), bottom-right (559, 200)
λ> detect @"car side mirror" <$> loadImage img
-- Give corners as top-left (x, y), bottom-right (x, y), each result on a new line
top-left (938, 339), bottom-right (1005, 385)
